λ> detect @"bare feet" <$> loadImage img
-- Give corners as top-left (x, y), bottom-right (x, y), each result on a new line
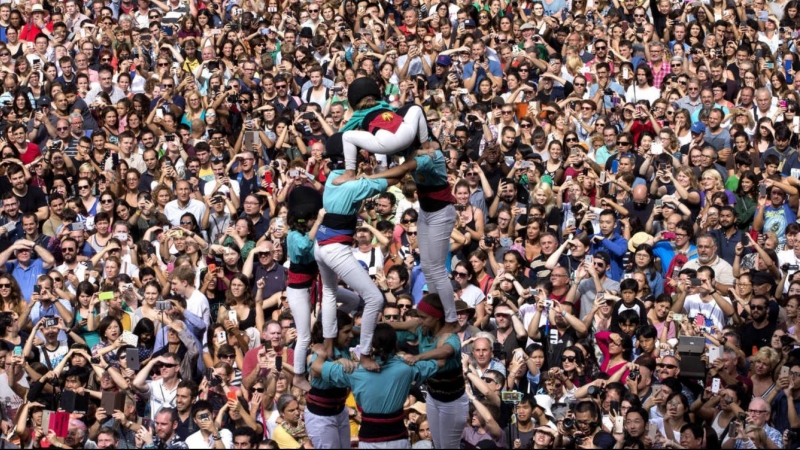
top-left (360, 354), bottom-right (381, 372)
top-left (293, 374), bottom-right (312, 392)
top-left (332, 170), bottom-right (356, 185)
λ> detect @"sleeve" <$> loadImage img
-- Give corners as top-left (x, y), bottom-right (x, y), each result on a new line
top-left (412, 360), bottom-right (440, 383)
top-left (320, 361), bottom-right (353, 388)
top-left (462, 62), bottom-right (474, 80)
top-left (445, 333), bottom-right (462, 353)
top-left (396, 329), bottom-right (419, 344)
top-left (601, 236), bottom-right (628, 257)
top-left (595, 330), bottom-right (611, 361)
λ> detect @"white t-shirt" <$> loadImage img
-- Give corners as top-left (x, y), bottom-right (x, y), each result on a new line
top-left (459, 284), bottom-right (485, 309)
top-left (144, 378), bottom-right (178, 420)
top-left (185, 428), bottom-right (233, 449)
top-left (185, 289), bottom-right (210, 328)
top-left (353, 246), bottom-right (384, 273)
top-left (681, 293), bottom-right (731, 330)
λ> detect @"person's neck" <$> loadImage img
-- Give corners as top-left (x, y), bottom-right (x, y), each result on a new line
top-left (552, 284), bottom-right (569, 295)
top-left (177, 408), bottom-right (191, 421)
top-left (13, 185), bottom-right (27, 196)
top-left (168, 343), bottom-right (179, 353)
top-left (162, 375), bottom-right (179, 389)
top-left (723, 224), bottom-right (736, 237)
top-left (752, 318), bottom-right (769, 329)
top-left (178, 198), bottom-right (190, 207)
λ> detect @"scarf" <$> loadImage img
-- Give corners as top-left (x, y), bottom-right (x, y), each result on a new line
top-left (281, 419), bottom-right (308, 442)
top-left (338, 101), bottom-right (395, 133)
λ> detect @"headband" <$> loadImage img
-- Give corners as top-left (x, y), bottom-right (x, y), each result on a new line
top-left (417, 301), bottom-right (443, 320)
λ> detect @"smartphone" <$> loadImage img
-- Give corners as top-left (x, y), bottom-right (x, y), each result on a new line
top-left (599, 171), bottom-right (606, 184)
top-left (655, 199), bottom-right (663, 207)
top-left (614, 415), bottom-right (624, 434)
top-left (711, 377), bottom-right (721, 394)
top-left (760, 184), bottom-right (767, 196)
top-left (13, 346), bottom-right (22, 356)
top-left (274, 217), bottom-right (284, 229)
top-left (288, 169), bottom-right (299, 178)
top-left (34, 285), bottom-right (41, 295)
top-left (98, 291), bottom-right (114, 301)
top-left (275, 355), bottom-right (282, 371)
top-left (126, 349), bottom-right (140, 370)
top-left (199, 412), bottom-right (210, 422)
top-left (690, 279), bottom-right (702, 287)
top-left (585, 255), bottom-right (593, 265)
top-left (648, 422), bottom-right (658, 440)
top-left (228, 310), bottom-right (238, 324)
top-left (156, 109), bottom-right (164, 119)
top-left (782, 365), bottom-right (791, 378)
top-left (662, 232), bottom-right (676, 240)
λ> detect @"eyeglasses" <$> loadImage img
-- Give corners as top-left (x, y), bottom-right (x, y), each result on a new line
top-left (562, 355), bottom-right (577, 362)
top-left (180, 221), bottom-right (193, 225)
top-left (595, 45), bottom-right (607, 50)
top-left (406, 231), bottom-right (417, 236)
top-left (656, 363), bottom-right (678, 370)
top-left (750, 304), bottom-right (767, 310)
top-left (252, 387), bottom-right (265, 393)
top-left (454, 271), bottom-right (469, 278)
top-left (566, 137), bottom-right (578, 142)
top-left (747, 409), bottom-right (768, 414)
top-left (398, 303), bottom-right (412, 309)
top-left (481, 377), bottom-right (497, 384)
top-left (101, 57), bottom-right (111, 62)
top-left (0, 284), bottom-right (10, 289)
top-left (0, 53), bottom-right (9, 57)
top-left (159, 363), bottom-right (178, 368)
top-left (157, 62), bottom-right (170, 67)
top-left (61, 248), bottom-right (75, 252)
top-left (161, 84), bottom-right (174, 88)
top-left (57, 127), bottom-right (68, 131)
top-left (616, 141), bottom-right (631, 146)
top-left (401, 219), bottom-right (417, 224)
top-left (101, 199), bottom-right (114, 204)
top-left (78, 185), bottom-right (90, 190)
top-left (384, 314), bottom-right (399, 320)
top-left (218, 354), bottom-right (235, 359)
top-left (51, 277), bottom-right (62, 282)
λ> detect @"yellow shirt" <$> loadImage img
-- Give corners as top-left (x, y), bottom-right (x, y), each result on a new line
top-left (346, 392), bottom-right (360, 437)
top-left (271, 424), bottom-right (301, 449)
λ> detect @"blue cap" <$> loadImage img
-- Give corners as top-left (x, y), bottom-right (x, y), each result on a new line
top-left (464, 19), bottom-right (477, 27)
top-left (436, 54), bottom-right (452, 66)
top-left (690, 122), bottom-right (706, 134)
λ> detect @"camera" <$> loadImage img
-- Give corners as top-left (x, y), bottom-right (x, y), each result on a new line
top-left (227, 95), bottom-right (239, 104)
top-left (574, 434), bottom-right (586, 445)
top-left (301, 112), bottom-right (316, 120)
top-left (501, 391), bottom-right (523, 403)
top-left (467, 114), bottom-right (478, 122)
top-left (211, 196), bottom-right (224, 205)
top-left (156, 300), bottom-right (172, 311)
top-left (563, 417), bottom-right (575, 429)
top-left (44, 317), bottom-right (58, 328)
top-left (492, 341), bottom-right (505, 360)
top-left (408, 422), bottom-right (418, 432)
top-left (454, 204), bottom-right (467, 212)
top-left (603, 88), bottom-right (614, 95)
top-left (781, 334), bottom-right (795, 347)
top-left (629, 368), bottom-right (640, 380)
top-left (484, 236), bottom-right (496, 247)
top-left (587, 385), bottom-right (605, 398)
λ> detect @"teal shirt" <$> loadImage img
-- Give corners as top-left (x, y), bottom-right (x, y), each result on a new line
top-left (287, 229), bottom-right (315, 265)
top-left (320, 356), bottom-right (438, 413)
top-left (308, 347), bottom-right (349, 390)
top-left (410, 150), bottom-right (448, 187)
top-left (419, 330), bottom-right (462, 374)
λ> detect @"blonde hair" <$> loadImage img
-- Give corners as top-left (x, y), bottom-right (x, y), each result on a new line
top-left (355, 96), bottom-right (378, 110)
top-left (566, 54), bottom-right (583, 76)
top-left (533, 182), bottom-right (557, 214)
top-left (745, 426), bottom-right (768, 448)
top-left (676, 166), bottom-right (701, 190)
top-left (701, 169), bottom-right (724, 191)
top-left (751, 347), bottom-right (780, 372)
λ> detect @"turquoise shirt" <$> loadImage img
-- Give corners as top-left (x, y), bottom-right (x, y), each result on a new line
top-left (408, 150), bottom-right (448, 187)
top-left (316, 170), bottom-right (388, 243)
top-left (308, 347), bottom-right (349, 390)
top-left (399, 328), bottom-right (462, 374)
top-left (287, 229), bottom-right (315, 265)
top-left (320, 356), bottom-right (438, 413)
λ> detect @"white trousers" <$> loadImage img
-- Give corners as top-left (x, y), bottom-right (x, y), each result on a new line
top-left (426, 392), bottom-right (469, 449)
top-left (418, 205), bottom-right (457, 323)
top-left (305, 407), bottom-right (351, 449)
top-left (341, 105), bottom-right (428, 171)
top-left (314, 242), bottom-right (383, 356)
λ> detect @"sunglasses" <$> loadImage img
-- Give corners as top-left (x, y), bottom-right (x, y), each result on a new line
top-left (252, 387), bottom-right (265, 393)
top-left (562, 355), bottom-right (577, 362)
top-left (406, 231), bottom-right (417, 236)
top-left (454, 271), bottom-right (469, 278)
top-left (398, 303), bottom-right (412, 309)
top-left (0, 284), bottom-right (10, 289)
top-left (159, 363), bottom-right (178, 368)
top-left (384, 314), bottom-right (400, 320)
top-left (657, 363), bottom-right (678, 370)
top-left (218, 354), bottom-right (235, 359)
top-left (616, 141), bottom-right (631, 146)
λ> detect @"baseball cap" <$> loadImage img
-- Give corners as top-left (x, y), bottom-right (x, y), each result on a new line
top-left (436, 54), bottom-right (452, 66)
top-left (690, 122), bottom-right (706, 134)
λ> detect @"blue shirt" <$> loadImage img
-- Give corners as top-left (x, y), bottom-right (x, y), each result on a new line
top-left (762, 202), bottom-right (797, 247)
top-left (320, 356), bottom-right (438, 413)
top-left (652, 241), bottom-right (698, 276)
top-left (588, 82), bottom-right (626, 109)
top-left (462, 60), bottom-right (504, 94)
top-left (410, 150), bottom-right (448, 187)
top-left (31, 300), bottom-right (73, 341)
top-left (590, 233), bottom-right (628, 281)
top-left (6, 259), bottom-right (47, 301)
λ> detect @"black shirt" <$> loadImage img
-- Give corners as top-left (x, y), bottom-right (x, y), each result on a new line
top-left (740, 321), bottom-right (777, 357)
top-left (16, 186), bottom-right (47, 216)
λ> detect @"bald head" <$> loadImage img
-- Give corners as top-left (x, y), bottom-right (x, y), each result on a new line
top-left (633, 185), bottom-right (648, 202)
